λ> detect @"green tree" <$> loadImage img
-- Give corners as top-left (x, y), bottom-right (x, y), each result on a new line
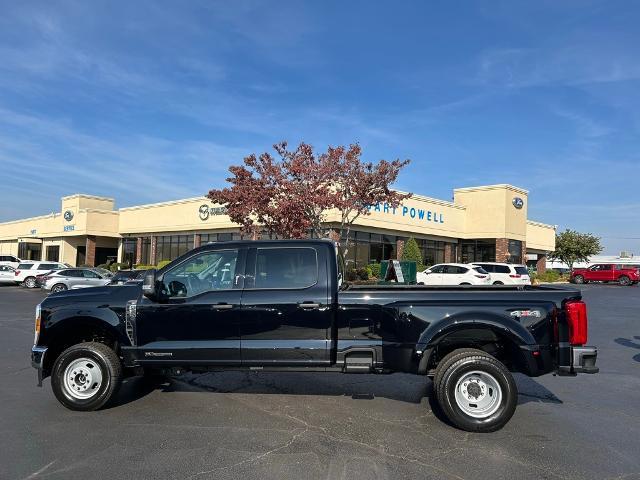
top-left (549, 229), bottom-right (603, 271)
top-left (401, 237), bottom-right (424, 271)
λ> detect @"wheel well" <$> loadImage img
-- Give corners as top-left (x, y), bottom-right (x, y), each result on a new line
top-left (43, 320), bottom-right (119, 376)
top-left (427, 328), bottom-right (526, 374)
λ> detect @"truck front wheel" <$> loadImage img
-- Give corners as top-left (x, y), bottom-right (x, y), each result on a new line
top-left (51, 342), bottom-right (122, 411)
top-left (435, 349), bottom-right (517, 432)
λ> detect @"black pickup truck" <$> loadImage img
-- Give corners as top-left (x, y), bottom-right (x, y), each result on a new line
top-left (31, 239), bottom-right (598, 432)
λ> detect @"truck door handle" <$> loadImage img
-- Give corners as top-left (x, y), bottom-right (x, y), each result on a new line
top-left (211, 303), bottom-right (233, 310)
top-left (298, 302), bottom-right (320, 309)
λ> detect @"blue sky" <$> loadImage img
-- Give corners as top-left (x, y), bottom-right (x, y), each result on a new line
top-left (0, 1), bottom-right (638, 254)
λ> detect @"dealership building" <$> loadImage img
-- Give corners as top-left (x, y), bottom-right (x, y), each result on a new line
top-left (0, 184), bottom-right (555, 272)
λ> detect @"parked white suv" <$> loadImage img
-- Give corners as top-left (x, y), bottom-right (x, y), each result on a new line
top-left (471, 262), bottom-right (531, 285)
top-left (14, 261), bottom-right (68, 288)
top-left (0, 254), bottom-right (21, 269)
top-left (416, 263), bottom-right (491, 285)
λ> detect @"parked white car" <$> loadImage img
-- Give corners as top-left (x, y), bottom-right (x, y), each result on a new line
top-left (0, 265), bottom-right (16, 284)
top-left (14, 261), bottom-right (68, 288)
top-left (471, 262), bottom-right (531, 285)
top-left (0, 254), bottom-right (21, 269)
top-left (416, 263), bottom-right (491, 285)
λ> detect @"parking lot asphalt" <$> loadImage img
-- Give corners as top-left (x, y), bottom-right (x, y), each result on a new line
top-left (0, 284), bottom-right (639, 480)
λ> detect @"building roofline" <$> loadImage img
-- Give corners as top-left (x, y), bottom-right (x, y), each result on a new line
top-left (61, 193), bottom-right (115, 202)
top-left (453, 184), bottom-right (529, 195)
top-left (119, 196), bottom-right (209, 212)
top-left (394, 190), bottom-right (466, 210)
top-left (527, 220), bottom-right (556, 230)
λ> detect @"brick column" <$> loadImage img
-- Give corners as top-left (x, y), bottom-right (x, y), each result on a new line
top-left (495, 238), bottom-right (509, 263)
top-left (136, 237), bottom-right (143, 264)
top-left (194, 233), bottom-right (201, 249)
top-left (444, 243), bottom-right (454, 262)
top-left (522, 241), bottom-right (527, 265)
top-left (85, 236), bottom-right (96, 267)
top-left (396, 239), bottom-right (405, 260)
top-left (536, 254), bottom-right (547, 274)
top-left (150, 236), bottom-right (157, 266)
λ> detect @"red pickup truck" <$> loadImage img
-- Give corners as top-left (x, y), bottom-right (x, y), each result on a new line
top-left (571, 263), bottom-right (640, 286)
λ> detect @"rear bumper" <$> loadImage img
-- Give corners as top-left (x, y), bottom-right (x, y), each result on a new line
top-left (31, 346), bottom-right (47, 386)
top-left (558, 345), bottom-right (599, 375)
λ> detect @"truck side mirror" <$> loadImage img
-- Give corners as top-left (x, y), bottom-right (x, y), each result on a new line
top-left (142, 269), bottom-right (158, 300)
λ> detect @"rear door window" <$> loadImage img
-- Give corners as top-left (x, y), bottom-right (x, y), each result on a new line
top-left (39, 263), bottom-right (60, 270)
top-left (495, 265), bottom-right (511, 274)
top-left (254, 247), bottom-right (318, 289)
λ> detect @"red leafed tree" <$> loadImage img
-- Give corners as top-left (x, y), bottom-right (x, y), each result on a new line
top-left (331, 144), bottom-right (410, 256)
top-left (207, 141), bottom-right (410, 243)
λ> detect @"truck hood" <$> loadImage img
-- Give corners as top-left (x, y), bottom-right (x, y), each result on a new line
top-left (42, 284), bottom-right (140, 308)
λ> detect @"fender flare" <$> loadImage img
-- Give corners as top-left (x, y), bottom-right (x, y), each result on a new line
top-left (416, 311), bottom-right (536, 373)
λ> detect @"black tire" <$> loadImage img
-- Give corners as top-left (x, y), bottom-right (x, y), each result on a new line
top-left (618, 275), bottom-right (631, 286)
top-left (24, 276), bottom-right (36, 288)
top-left (493, 281), bottom-right (504, 285)
top-left (51, 283), bottom-right (67, 293)
top-left (51, 342), bottom-right (122, 411)
top-left (435, 348), bottom-right (517, 432)
top-left (433, 348), bottom-right (483, 394)
top-left (459, 282), bottom-right (471, 285)
top-left (573, 275), bottom-right (585, 284)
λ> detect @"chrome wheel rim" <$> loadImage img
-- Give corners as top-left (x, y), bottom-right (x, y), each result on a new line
top-left (454, 370), bottom-right (502, 419)
top-left (63, 358), bottom-right (103, 399)
top-left (53, 285), bottom-right (65, 293)
top-left (25, 278), bottom-right (35, 288)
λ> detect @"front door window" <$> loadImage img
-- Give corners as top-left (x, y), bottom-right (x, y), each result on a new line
top-left (162, 249), bottom-right (238, 298)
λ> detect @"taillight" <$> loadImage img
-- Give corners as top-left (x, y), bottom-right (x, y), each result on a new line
top-left (510, 274), bottom-right (521, 278)
top-left (565, 300), bottom-right (588, 346)
top-left (15, 270), bottom-right (20, 276)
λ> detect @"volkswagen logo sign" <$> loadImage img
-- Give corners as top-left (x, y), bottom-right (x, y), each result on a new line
top-left (63, 210), bottom-right (74, 222)
top-left (512, 197), bottom-right (524, 209)
top-left (198, 204), bottom-right (210, 221)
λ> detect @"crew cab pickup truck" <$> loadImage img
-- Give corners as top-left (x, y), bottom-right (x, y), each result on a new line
top-left (571, 263), bottom-right (639, 286)
top-left (31, 240), bottom-right (598, 432)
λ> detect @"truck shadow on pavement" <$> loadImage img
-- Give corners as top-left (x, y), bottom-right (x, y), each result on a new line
top-left (109, 370), bottom-right (563, 410)
top-left (614, 336), bottom-right (640, 363)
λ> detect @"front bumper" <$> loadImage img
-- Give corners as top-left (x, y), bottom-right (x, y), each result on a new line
top-left (31, 346), bottom-right (47, 387)
top-left (558, 345), bottom-right (599, 375)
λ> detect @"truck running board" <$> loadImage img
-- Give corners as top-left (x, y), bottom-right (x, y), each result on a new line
top-left (344, 353), bottom-right (373, 373)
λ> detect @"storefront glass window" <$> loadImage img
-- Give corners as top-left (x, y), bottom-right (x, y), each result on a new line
top-left (508, 240), bottom-right (523, 264)
top-left (156, 235), bottom-right (192, 262)
top-left (459, 239), bottom-right (496, 263)
top-left (121, 238), bottom-right (136, 265)
top-left (46, 245), bottom-right (60, 262)
top-left (18, 242), bottom-right (42, 261)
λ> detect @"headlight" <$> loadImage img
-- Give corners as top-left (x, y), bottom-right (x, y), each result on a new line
top-left (34, 303), bottom-right (41, 346)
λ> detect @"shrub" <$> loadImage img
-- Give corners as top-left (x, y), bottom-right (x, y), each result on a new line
top-left (531, 271), bottom-right (569, 283)
top-left (368, 263), bottom-right (381, 278)
top-left (346, 268), bottom-right (358, 282)
top-left (356, 267), bottom-right (369, 281)
top-left (96, 263), bottom-right (110, 270)
top-left (157, 260), bottom-right (172, 270)
top-left (109, 262), bottom-right (131, 272)
top-left (402, 237), bottom-right (424, 271)
top-left (134, 264), bottom-right (155, 270)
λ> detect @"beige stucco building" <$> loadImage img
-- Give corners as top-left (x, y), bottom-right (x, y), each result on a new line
top-left (0, 184), bottom-right (555, 271)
